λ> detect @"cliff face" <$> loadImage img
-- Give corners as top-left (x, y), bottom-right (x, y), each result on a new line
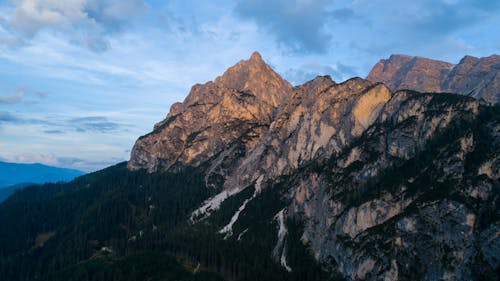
top-left (128, 53), bottom-right (499, 280)
top-left (367, 54), bottom-right (500, 104)
top-left (222, 77), bottom-right (391, 192)
top-left (291, 92), bottom-right (498, 280)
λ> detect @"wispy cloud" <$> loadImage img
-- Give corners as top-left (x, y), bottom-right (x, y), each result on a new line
top-left (0, 89), bottom-right (24, 104)
top-left (0, 111), bottom-right (126, 134)
top-left (0, 152), bottom-right (122, 172)
top-left (0, 111), bottom-right (20, 122)
top-left (43, 129), bottom-right (64, 134)
top-left (4, 152), bottom-right (60, 166)
top-left (70, 116), bottom-right (121, 133)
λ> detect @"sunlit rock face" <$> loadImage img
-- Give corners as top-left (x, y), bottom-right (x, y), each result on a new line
top-left (367, 54), bottom-right (500, 104)
top-left (367, 55), bottom-right (454, 93)
top-left (224, 78), bottom-right (391, 190)
top-left (128, 52), bottom-right (499, 281)
top-left (128, 53), bottom-right (392, 184)
top-left (128, 52), bottom-right (292, 173)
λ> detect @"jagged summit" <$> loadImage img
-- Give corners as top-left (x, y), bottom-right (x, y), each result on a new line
top-left (250, 51), bottom-right (263, 60)
top-left (367, 54), bottom-right (500, 104)
top-left (367, 55), bottom-right (454, 93)
top-left (129, 52), bottom-right (499, 174)
top-left (128, 52), bottom-right (292, 172)
top-left (214, 51), bottom-right (292, 108)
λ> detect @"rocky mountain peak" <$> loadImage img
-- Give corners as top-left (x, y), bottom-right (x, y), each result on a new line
top-left (214, 52), bottom-right (292, 108)
top-left (293, 75), bottom-right (336, 97)
top-left (387, 54), bottom-right (413, 64)
top-left (367, 54), bottom-right (454, 93)
top-left (367, 53), bottom-right (500, 104)
top-left (249, 51), bottom-right (264, 62)
top-left (128, 52), bottom-right (292, 172)
top-left (459, 55), bottom-right (479, 64)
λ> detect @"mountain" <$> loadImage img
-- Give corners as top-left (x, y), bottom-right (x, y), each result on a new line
top-left (0, 161), bottom-right (84, 187)
top-left (0, 161), bottom-right (84, 202)
top-left (0, 53), bottom-right (498, 281)
top-left (367, 54), bottom-right (500, 104)
top-left (128, 52), bottom-right (292, 172)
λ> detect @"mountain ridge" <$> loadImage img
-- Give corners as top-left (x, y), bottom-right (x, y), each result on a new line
top-left (0, 160), bottom-right (84, 187)
top-left (0, 161), bottom-right (84, 202)
top-left (367, 54), bottom-right (500, 104)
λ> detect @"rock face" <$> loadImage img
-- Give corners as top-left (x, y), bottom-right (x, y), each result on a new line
top-left (292, 92), bottom-right (499, 280)
top-left (128, 52), bottom-right (292, 173)
top-left (129, 52), bottom-right (499, 281)
top-left (367, 54), bottom-right (500, 104)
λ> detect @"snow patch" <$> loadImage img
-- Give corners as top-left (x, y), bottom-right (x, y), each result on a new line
top-left (219, 176), bottom-right (264, 238)
top-left (191, 188), bottom-right (240, 222)
top-left (237, 228), bottom-right (248, 241)
top-left (276, 209), bottom-right (287, 245)
top-left (273, 208), bottom-right (292, 272)
top-left (219, 192), bottom-right (256, 238)
top-left (190, 175), bottom-right (264, 223)
top-left (281, 245), bottom-right (292, 272)
top-left (254, 174), bottom-right (265, 193)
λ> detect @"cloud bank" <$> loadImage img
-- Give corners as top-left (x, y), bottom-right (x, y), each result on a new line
top-left (2, 0), bottom-right (148, 52)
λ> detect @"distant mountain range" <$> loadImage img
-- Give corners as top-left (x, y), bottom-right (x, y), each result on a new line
top-left (0, 161), bottom-right (84, 201)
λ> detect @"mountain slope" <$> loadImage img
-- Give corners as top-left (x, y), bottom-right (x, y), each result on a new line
top-left (367, 54), bottom-right (500, 104)
top-left (0, 53), bottom-right (498, 281)
top-left (0, 183), bottom-right (32, 202)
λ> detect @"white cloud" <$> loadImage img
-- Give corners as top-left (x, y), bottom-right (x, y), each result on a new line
top-left (10, 0), bottom-right (88, 35)
top-left (5, 152), bottom-right (60, 166)
top-left (3, 0), bottom-right (148, 51)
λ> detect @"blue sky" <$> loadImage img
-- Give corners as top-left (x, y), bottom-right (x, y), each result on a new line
top-left (0, 0), bottom-right (498, 172)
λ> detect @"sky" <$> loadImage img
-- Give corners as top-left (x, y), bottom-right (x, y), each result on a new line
top-left (0, 0), bottom-right (498, 172)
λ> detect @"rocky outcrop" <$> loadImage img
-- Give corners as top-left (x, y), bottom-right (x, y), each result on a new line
top-left (367, 54), bottom-right (500, 104)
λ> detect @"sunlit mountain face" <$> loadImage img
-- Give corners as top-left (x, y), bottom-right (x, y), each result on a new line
top-left (0, 1), bottom-right (499, 281)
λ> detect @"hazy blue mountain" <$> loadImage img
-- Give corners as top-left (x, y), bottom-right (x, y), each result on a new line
top-left (0, 183), bottom-right (32, 202)
top-left (0, 161), bottom-right (84, 190)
